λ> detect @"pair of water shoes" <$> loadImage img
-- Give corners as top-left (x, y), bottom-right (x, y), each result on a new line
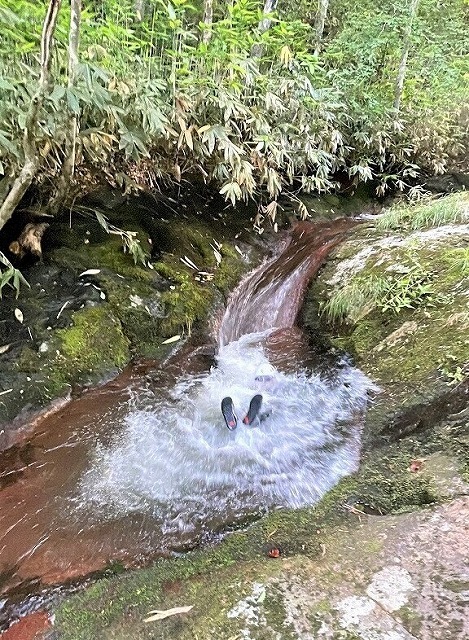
top-left (221, 395), bottom-right (263, 430)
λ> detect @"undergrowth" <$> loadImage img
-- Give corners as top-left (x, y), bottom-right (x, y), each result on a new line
top-left (376, 192), bottom-right (469, 231)
top-left (443, 247), bottom-right (469, 276)
top-left (321, 259), bottom-right (436, 323)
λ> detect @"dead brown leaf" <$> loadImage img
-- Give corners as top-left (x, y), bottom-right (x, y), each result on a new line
top-left (409, 459), bottom-right (425, 473)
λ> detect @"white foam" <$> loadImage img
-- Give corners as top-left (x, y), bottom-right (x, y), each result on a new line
top-left (77, 332), bottom-right (376, 535)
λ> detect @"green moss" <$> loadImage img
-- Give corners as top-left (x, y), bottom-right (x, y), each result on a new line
top-left (398, 605), bottom-right (423, 636)
top-left (33, 305), bottom-right (131, 398)
top-left (158, 268), bottom-right (214, 336)
top-left (57, 306), bottom-right (129, 370)
top-left (359, 305), bottom-right (469, 385)
top-left (54, 435), bottom-right (444, 639)
top-left (116, 307), bottom-right (163, 356)
top-left (332, 631), bottom-right (361, 640)
top-left (51, 240), bottom-right (153, 284)
top-left (213, 245), bottom-right (247, 297)
top-left (152, 240), bottom-right (250, 337)
top-left (355, 454), bottom-right (438, 514)
top-left (262, 588), bottom-right (297, 639)
top-left (310, 227), bottom-right (469, 389)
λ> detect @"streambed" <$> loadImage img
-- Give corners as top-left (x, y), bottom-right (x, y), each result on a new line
top-left (0, 219), bottom-right (376, 628)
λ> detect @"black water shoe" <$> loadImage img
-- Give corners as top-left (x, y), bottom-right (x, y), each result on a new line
top-left (243, 394), bottom-right (263, 425)
top-left (221, 397), bottom-right (238, 430)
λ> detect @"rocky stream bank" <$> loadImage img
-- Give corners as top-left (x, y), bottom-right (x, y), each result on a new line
top-left (1, 189), bottom-right (468, 640)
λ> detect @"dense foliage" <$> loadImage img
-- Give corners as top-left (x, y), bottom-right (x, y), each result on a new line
top-left (0, 0), bottom-right (468, 221)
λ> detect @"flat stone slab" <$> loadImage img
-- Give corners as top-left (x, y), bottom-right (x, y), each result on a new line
top-left (224, 496), bottom-right (469, 640)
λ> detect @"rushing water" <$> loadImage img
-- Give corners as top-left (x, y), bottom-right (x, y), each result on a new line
top-left (0, 218), bottom-right (375, 626)
top-left (77, 333), bottom-right (369, 527)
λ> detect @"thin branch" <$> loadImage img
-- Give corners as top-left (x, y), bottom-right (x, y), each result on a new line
top-left (394, 0), bottom-right (420, 113)
top-left (0, 0), bottom-right (62, 231)
top-left (48, 0), bottom-right (82, 215)
top-left (252, 0), bottom-right (278, 58)
top-left (314, 0), bottom-right (329, 56)
top-left (202, 0), bottom-right (213, 44)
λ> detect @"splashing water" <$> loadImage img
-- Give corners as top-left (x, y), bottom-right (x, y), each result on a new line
top-left (78, 331), bottom-right (372, 539)
top-left (0, 218), bottom-right (376, 617)
top-left (75, 219), bottom-right (374, 540)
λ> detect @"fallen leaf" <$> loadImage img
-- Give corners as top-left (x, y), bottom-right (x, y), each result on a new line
top-left (14, 308), bottom-right (24, 323)
top-left (409, 459), bottom-right (425, 473)
top-left (267, 546), bottom-right (281, 558)
top-left (212, 248), bottom-right (222, 264)
top-left (144, 605), bottom-right (193, 622)
top-left (180, 256), bottom-right (199, 270)
top-left (56, 300), bottom-right (70, 319)
top-left (0, 344), bottom-right (11, 354)
top-left (78, 269), bottom-right (101, 277)
top-left (161, 335), bottom-right (181, 345)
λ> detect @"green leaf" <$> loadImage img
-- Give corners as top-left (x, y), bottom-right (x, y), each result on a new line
top-left (0, 131), bottom-right (20, 158)
top-left (66, 88), bottom-right (80, 114)
top-left (49, 85), bottom-right (66, 105)
top-left (0, 78), bottom-right (16, 91)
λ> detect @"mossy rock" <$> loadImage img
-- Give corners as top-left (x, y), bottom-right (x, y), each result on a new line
top-left (54, 305), bottom-right (130, 379)
top-left (303, 194), bottom-right (469, 444)
top-left (53, 433), bottom-right (458, 640)
top-left (0, 195), bottom-right (261, 442)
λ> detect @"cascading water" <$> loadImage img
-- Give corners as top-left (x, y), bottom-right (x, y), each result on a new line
top-left (0, 218), bottom-right (375, 625)
top-left (77, 219), bottom-right (373, 532)
top-left (218, 219), bottom-right (354, 345)
top-left (78, 332), bottom-right (370, 531)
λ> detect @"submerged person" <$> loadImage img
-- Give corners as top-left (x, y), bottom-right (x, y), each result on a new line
top-left (221, 363), bottom-right (277, 430)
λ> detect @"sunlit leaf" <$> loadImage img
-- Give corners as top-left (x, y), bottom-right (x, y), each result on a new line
top-left (161, 335), bottom-right (181, 344)
top-left (220, 181), bottom-right (242, 206)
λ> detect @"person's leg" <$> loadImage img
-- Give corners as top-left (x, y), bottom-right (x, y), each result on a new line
top-left (243, 394), bottom-right (263, 425)
top-left (221, 397), bottom-right (238, 430)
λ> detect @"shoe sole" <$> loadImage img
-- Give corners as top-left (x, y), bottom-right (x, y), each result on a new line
top-left (243, 394), bottom-right (263, 425)
top-left (221, 397), bottom-right (238, 430)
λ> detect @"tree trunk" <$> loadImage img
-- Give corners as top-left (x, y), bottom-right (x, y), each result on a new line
top-left (252, 0), bottom-right (278, 57)
top-left (394, 0), bottom-right (420, 113)
top-left (47, 0), bottom-right (82, 216)
top-left (0, 0), bottom-right (62, 233)
top-left (134, 0), bottom-right (144, 21)
top-left (314, 0), bottom-right (329, 56)
top-left (202, 0), bottom-right (213, 44)
top-left (259, 0), bottom-right (278, 32)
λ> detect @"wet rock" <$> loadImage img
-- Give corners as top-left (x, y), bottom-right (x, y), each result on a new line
top-left (52, 491), bottom-right (469, 639)
top-left (0, 195), bottom-right (258, 450)
top-left (2, 611), bottom-right (52, 640)
top-left (14, 193), bottom-right (469, 638)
